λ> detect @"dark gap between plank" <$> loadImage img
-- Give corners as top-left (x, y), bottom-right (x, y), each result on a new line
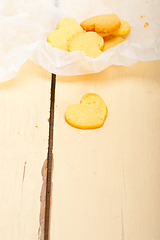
top-left (44, 73), bottom-right (56, 240)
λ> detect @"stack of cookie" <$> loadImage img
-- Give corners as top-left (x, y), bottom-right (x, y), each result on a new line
top-left (47, 14), bottom-right (131, 58)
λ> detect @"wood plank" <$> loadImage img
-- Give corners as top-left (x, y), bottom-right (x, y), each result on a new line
top-left (0, 60), bottom-right (51, 240)
top-left (50, 60), bottom-right (160, 240)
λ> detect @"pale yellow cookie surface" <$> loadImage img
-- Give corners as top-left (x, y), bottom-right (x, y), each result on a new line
top-left (69, 32), bottom-right (104, 58)
top-left (65, 93), bottom-right (108, 129)
top-left (112, 19), bottom-right (131, 36)
top-left (103, 36), bottom-right (124, 51)
top-left (47, 17), bottom-right (84, 51)
top-left (80, 14), bottom-right (121, 35)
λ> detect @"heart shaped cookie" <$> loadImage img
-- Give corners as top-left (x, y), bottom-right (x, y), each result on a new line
top-left (47, 17), bottom-right (84, 51)
top-left (69, 32), bottom-right (104, 58)
top-left (65, 93), bottom-right (108, 129)
top-left (112, 19), bottom-right (131, 36)
top-left (80, 14), bottom-right (121, 36)
top-left (103, 36), bottom-right (125, 51)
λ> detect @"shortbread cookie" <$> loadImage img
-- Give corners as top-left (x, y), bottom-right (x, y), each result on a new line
top-left (112, 19), bottom-right (131, 36)
top-left (69, 32), bottom-right (104, 58)
top-left (65, 93), bottom-right (108, 129)
top-left (47, 17), bottom-right (84, 51)
top-left (80, 14), bottom-right (121, 36)
top-left (103, 36), bottom-right (124, 51)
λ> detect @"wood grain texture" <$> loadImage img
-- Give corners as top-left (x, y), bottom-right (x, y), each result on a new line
top-left (50, 60), bottom-right (160, 240)
top-left (0, 60), bottom-right (51, 240)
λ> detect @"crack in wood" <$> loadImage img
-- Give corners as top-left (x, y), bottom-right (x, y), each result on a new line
top-left (44, 74), bottom-right (56, 240)
top-left (20, 161), bottom-right (27, 206)
top-left (39, 159), bottom-right (47, 240)
top-left (121, 203), bottom-right (125, 240)
top-left (22, 161), bottom-right (27, 182)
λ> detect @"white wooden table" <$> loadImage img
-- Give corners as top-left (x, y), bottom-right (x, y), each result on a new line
top-left (0, 60), bottom-right (51, 240)
top-left (51, 60), bottom-right (160, 240)
top-left (0, 0), bottom-right (160, 239)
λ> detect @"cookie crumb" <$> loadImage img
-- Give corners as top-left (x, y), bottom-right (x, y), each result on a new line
top-left (144, 22), bottom-right (149, 27)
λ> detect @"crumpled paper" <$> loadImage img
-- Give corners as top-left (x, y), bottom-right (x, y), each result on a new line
top-left (0, 0), bottom-right (160, 82)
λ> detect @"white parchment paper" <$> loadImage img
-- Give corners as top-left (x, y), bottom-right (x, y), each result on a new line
top-left (0, 0), bottom-right (160, 82)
